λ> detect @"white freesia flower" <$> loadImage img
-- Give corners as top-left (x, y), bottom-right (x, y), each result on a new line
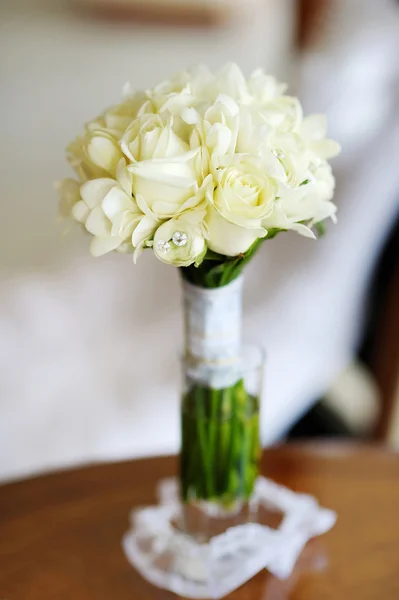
top-left (311, 161), bottom-right (337, 204)
top-left (213, 63), bottom-right (251, 103)
top-left (236, 107), bottom-right (272, 155)
top-left (58, 62), bottom-right (340, 266)
top-left (153, 207), bottom-right (207, 267)
top-left (259, 95), bottom-right (303, 133)
top-left (100, 159), bottom-right (159, 260)
top-left (263, 162), bottom-right (337, 236)
top-left (179, 63), bottom-right (249, 106)
top-left (299, 114), bottom-right (341, 160)
top-left (56, 178), bottom-right (81, 219)
top-left (266, 131), bottom-right (310, 188)
top-left (70, 159), bottom-right (157, 257)
top-left (185, 64), bottom-right (216, 100)
top-left (247, 69), bottom-right (287, 105)
top-left (70, 177), bottom-right (124, 256)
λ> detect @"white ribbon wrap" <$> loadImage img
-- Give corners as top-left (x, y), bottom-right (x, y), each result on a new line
top-left (182, 276), bottom-right (244, 366)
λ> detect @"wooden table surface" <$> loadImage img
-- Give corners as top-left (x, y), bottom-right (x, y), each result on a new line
top-left (1, 443), bottom-right (399, 600)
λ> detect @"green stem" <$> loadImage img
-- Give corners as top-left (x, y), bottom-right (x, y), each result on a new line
top-left (226, 386), bottom-right (238, 497)
top-left (216, 387), bottom-right (230, 497)
top-left (180, 229), bottom-right (282, 289)
top-left (181, 381), bottom-right (260, 505)
top-left (208, 388), bottom-right (219, 497)
top-left (195, 385), bottom-right (213, 498)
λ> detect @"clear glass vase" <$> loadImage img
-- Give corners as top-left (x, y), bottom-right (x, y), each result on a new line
top-left (179, 276), bottom-right (265, 537)
top-left (180, 351), bottom-right (264, 538)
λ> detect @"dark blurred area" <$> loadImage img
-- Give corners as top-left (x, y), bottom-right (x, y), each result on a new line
top-left (289, 204), bottom-right (399, 442)
top-left (0, 0), bottom-right (398, 481)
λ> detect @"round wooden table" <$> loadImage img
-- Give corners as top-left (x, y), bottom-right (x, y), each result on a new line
top-left (1, 443), bottom-right (398, 599)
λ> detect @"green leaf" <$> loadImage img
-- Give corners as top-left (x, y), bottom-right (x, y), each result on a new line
top-left (314, 221), bottom-right (326, 237)
top-left (194, 244), bottom-right (207, 267)
top-left (180, 228), bottom-right (284, 288)
top-left (203, 249), bottom-right (225, 262)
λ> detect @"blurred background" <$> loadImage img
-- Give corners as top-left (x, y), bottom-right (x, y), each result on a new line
top-left (1, 0), bottom-right (399, 482)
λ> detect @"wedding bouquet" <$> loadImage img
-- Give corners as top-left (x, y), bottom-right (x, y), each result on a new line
top-left (58, 63), bottom-right (340, 508)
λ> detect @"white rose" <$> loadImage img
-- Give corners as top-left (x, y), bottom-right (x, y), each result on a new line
top-left (145, 64), bottom-right (234, 113)
top-left (67, 127), bottom-right (123, 181)
top-left (205, 205), bottom-right (265, 256)
top-left (99, 91), bottom-right (154, 136)
top-left (67, 135), bottom-right (106, 181)
top-left (121, 112), bottom-right (190, 162)
top-left (66, 92), bottom-right (152, 183)
top-left (146, 75), bottom-right (194, 115)
top-left (209, 154), bottom-right (277, 229)
top-left (122, 113), bottom-right (209, 219)
top-left (59, 64), bottom-right (341, 261)
top-left (153, 208), bottom-right (207, 267)
top-left (85, 128), bottom-right (124, 177)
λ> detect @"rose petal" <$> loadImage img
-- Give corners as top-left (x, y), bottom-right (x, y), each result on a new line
top-left (206, 206), bottom-right (265, 256)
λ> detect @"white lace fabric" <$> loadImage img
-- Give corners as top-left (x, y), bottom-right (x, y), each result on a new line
top-left (122, 476), bottom-right (336, 598)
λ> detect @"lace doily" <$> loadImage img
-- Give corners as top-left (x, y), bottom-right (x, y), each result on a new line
top-left (122, 476), bottom-right (336, 599)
